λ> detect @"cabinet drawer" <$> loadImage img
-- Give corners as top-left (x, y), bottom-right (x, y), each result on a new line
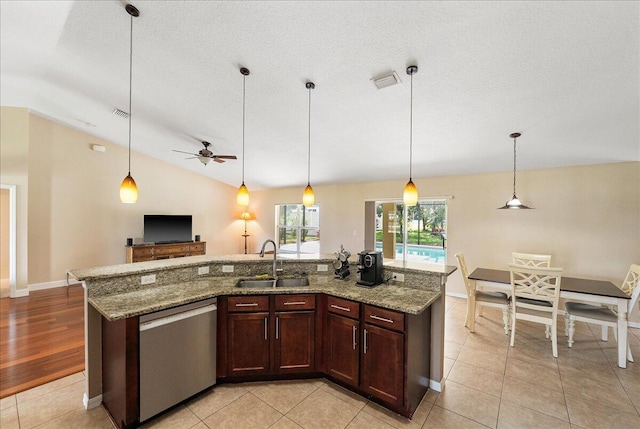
top-left (132, 247), bottom-right (154, 257)
top-left (275, 294), bottom-right (315, 311)
top-left (228, 296), bottom-right (269, 312)
top-left (327, 296), bottom-right (360, 319)
top-left (155, 245), bottom-right (190, 255)
top-left (189, 243), bottom-right (205, 253)
top-left (364, 305), bottom-right (405, 333)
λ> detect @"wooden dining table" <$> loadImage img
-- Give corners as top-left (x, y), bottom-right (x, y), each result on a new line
top-left (468, 267), bottom-right (631, 368)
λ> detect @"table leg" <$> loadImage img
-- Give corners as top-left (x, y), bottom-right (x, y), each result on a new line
top-left (617, 298), bottom-right (628, 369)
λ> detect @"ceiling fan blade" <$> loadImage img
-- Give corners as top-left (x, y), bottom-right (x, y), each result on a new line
top-left (173, 149), bottom-right (197, 156)
top-left (213, 158), bottom-right (225, 163)
top-left (185, 156), bottom-right (198, 160)
top-left (213, 155), bottom-right (237, 160)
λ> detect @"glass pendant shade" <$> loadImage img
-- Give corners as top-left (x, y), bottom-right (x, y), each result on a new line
top-left (120, 173), bottom-right (138, 204)
top-left (403, 179), bottom-right (418, 206)
top-left (237, 182), bottom-right (249, 206)
top-left (303, 184), bottom-right (315, 207)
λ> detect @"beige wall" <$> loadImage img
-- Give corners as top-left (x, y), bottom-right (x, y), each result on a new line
top-left (251, 162), bottom-right (640, 299)
top-left (2, 107), bottom-right (244, 287)
top-left (0, 107), bottom-right (30, 293)
top-left (1, 189), bottom-right (9, 281)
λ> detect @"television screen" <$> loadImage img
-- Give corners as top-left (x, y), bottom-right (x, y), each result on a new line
top-left (143, 215), bottom-right (192, 244)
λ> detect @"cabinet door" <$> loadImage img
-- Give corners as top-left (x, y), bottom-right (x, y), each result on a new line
top-left (275, 311), bottom-right (315, 373)
top-left (326, 313), bottom-right (359, 387)
top-left (361, 324), bottom-right (404, 408)
top-left (227, 312), bottom-right (270, 376)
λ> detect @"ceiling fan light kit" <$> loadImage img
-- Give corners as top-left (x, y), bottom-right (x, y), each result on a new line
top-left (119, 3), bottom-right (140, 204)
top-left (303, 81), bottom-right (316, 207)
top-left (237, 67), bottom-right (251, 207)
top-left (498, 132), bottom-right (532, 209)
top-left (403, 65), bottom-right (419, 207)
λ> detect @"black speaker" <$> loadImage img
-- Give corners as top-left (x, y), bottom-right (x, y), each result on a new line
top-left (195, 235), bottom-right (201, 242)
top-left (126, 238), bottom-right (133, 246)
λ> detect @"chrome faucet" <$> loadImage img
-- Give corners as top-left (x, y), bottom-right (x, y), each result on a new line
top-left (259, 239), bottom-right (279, 280)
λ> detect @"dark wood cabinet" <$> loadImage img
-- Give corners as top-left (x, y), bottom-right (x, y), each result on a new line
top-left (221, 294), bottom-right (316, 378)
top-left (227, 312), bottom-right (270, 375)
top-left (125, 242), bottom-right (206, 263)
top-left (226, 295), bottom-right (270, 376)
top-left (361, 323), bottom-right (404, 408)
top-left (326, 313), bottom-right (359, 386)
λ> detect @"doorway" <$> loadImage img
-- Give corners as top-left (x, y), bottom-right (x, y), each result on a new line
top-left (1, 184), bottom-right (16, 298)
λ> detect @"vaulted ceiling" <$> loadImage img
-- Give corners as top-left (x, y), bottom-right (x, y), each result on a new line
top-left (1, 1), bottom-right (638, 190)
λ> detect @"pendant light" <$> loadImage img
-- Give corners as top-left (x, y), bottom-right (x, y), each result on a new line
top-left (119, 4), bottom-right (140, 204)
top-left (302, 81), bottom-right (315, 207)
top-left (236, 67), bottom-right (250, 207)
top-left (498, 132), bottom-right (532, 209)
top-left (403, 65), bottom-right (419, 207)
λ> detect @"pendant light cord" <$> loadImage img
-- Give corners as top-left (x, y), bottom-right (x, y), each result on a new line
top-left (127, 12), bottom-right (133, 175)
top-left (409, 70), bottom-right (413, 181)
top-left (242, 73), bottom-right (246, 184)
top-left (307, 84), bottom-right (311, 186)
top-left (512, 136), bottom-right (517, 196)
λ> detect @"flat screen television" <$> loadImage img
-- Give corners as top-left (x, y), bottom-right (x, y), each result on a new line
top-left (143, 215), bottom-right (192, 244)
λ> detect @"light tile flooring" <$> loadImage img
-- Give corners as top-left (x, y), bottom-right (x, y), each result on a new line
top-left (1, 296), bottom-right (639, 429)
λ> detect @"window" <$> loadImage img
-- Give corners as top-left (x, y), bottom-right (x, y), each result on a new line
top-left (276, 204), bottom-right (320, 254)
top-left (374, 199), bottom-right (447, 264)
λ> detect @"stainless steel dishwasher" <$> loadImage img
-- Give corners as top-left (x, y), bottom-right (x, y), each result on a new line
top-left (139, 298), bottom-right (217, 422)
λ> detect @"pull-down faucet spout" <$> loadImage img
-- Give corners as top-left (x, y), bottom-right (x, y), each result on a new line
top-left (259, 239), bottom-right (278, 280)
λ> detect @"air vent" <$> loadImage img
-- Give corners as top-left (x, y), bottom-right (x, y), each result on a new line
top-left (371, 71), bottom-right (401, 90)
top-left (112, 108), bottom-right (130, 119)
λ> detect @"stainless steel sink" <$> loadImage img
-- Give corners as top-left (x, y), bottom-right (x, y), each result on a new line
top-left (234, 277), bottom-right (310, 288)
top-left (275, 277), bottom-right (310, 287)
top-left (234, 278), bottom-right (276, 288)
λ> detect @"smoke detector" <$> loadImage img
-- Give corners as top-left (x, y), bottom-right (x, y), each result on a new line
top-left (371, 71), bottom-right (401, 89)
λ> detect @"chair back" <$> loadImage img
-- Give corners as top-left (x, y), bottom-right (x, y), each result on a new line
top-left (509, 264), bottom-right (562, 310)
top-left (512, 252), bottom-right (552, 267)
top-left (455, 253), bottom-right (475, 298)
top-left (622, 264), bottom-right (640, 313)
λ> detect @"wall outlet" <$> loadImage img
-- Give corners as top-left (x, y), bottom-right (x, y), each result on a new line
top-left (391, 272), bottom-right (405, 282)
top-left (198, 266), bottom-right (210, 275)
top-left (222, 265), bottom-right (234, 273)
top-left (141, 274), bottom-right (156, 285)
top-left (317, 264), bottom-right (329, 272)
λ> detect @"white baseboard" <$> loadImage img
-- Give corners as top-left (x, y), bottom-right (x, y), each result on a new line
top-left (13, 288), bottom-right (29, 297)
top-left (83, 392), bottom-right (102, 410)
top-left (29, 278), bottom-right (81, 292)
top-left (446, 291), bottom-right (467, 299)
top-left (429, 378), bottom-right (444, 392)
top-left (629, 321), bottom-right (640, 329)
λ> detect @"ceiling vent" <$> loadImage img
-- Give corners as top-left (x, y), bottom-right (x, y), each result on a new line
top-left (112, 108), bottom-right (130, 119)
top-left (371, 71), bottom-right (401, 89)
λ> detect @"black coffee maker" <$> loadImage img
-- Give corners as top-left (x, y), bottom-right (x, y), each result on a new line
top-left (356, 251), bottom-right (384, 287)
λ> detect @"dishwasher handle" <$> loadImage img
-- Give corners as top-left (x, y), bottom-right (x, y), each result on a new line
top-left (140, 304), bottom-right (217, 331)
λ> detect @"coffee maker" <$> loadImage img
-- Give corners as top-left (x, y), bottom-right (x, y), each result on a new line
top-left (356, 251), bottom-right (384, 287)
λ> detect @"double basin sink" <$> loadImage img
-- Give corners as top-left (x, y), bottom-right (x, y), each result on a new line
top-left (235, 277), bottom-right (310, 288)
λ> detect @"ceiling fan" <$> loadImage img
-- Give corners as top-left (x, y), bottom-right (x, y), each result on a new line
top-left (173, 141), bottom-right (237, 165)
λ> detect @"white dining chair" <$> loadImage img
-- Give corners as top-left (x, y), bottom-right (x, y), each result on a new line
top-left (565, 264), bottom-right (640, 363)
top-left (455, 253), bottom-right (510, 335)
top-left (509, 264), bottom-right (563, 357)
top-left (512, 252), bottom-right (552, 267)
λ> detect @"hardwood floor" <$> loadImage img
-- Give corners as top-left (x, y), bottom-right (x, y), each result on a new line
top-left (0, 285), bottom-right (85, 398)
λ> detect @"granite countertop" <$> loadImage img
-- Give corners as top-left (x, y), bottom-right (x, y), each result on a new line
top-left (89, 274), bottom-right (442, 321)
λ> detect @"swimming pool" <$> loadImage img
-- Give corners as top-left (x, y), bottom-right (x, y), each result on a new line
top-left (375, 243), bottom-right (446, 263)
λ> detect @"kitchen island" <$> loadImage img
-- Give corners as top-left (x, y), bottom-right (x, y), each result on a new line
top-left (72, 254), bottom-right (455, 428)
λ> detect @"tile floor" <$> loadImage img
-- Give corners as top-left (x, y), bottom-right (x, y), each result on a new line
top-left (1, 296), bottom-right (639, 429)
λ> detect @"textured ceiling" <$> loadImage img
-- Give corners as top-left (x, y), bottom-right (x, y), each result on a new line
top-left (1, 1), bottom-right (638, 190)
